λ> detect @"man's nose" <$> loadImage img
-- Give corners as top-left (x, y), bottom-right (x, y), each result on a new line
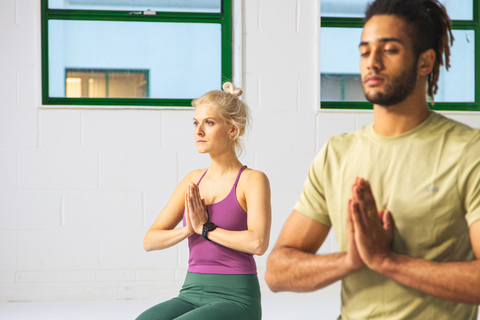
top-left (367, 48), bottom-right (383, 71)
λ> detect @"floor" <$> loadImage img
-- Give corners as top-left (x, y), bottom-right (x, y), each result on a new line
top-left (2, 291), bottom-right (478, 320)
top-left (0, 291), bottom-right (341, 320)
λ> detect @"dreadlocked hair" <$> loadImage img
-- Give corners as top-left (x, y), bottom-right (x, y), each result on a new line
top-left (365, 0), bottom-right (454, 103)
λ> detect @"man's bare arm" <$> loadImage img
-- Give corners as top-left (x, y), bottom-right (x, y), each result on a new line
top-left (265, 210), bottom-right (364, 292)
top-left (372, 220), bottom-right (480, 305)
top-left (352, 179), bottom-right (480, 305)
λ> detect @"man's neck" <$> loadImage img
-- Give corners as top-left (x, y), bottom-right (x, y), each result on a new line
top-left (373, 93), bottom-right (432, 137)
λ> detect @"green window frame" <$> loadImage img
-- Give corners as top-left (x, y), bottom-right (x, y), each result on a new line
top-left (320, 1), bottom-right (480, 112)
top-left (41, 0), bottom-right (232, 107)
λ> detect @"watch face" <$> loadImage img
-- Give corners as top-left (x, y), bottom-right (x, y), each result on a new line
top-left (204, 222), bottom-right (216, 230)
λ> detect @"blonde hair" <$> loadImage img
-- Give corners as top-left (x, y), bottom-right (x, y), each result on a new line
top-left (192, 82), bottom-right (251, 156)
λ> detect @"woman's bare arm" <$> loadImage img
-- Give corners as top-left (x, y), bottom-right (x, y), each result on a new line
top-left (188, 170), bottom-right (272, 255)
top-left (143, 170), bottom-right (202, 252)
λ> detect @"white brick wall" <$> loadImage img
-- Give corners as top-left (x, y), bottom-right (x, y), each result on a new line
top-left (0, 0), bottom-right (479, 302)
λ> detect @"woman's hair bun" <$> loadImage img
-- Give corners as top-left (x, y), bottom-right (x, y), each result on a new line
top-left (222, 82), bottom-right (243, 98)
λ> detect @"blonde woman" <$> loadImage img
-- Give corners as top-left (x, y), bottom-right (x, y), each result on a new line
top-left (136, 83), bottom-right (271, 320)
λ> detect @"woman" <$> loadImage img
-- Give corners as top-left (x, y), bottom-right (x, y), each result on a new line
top-left (136, 82), bottom-right (271, 320)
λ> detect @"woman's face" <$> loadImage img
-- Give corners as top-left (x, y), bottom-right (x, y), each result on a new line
top-left (193, 103), bottom-right (234, 155)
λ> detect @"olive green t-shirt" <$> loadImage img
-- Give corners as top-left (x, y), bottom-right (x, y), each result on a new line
top-left (295, 112), bottom-right (480, 320)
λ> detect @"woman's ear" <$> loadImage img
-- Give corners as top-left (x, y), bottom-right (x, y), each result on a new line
top-left (229, 125), bottom-right (238, 138)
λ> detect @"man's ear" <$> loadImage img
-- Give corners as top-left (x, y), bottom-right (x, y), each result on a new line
top-left (418, 49), bottom-right (436, 76)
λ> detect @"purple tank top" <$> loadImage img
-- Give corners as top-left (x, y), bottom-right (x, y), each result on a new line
top-left (183, 165), bottom-right (257, 275)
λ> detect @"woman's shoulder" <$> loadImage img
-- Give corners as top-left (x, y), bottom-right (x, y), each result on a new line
top-left (241, 168), bottom-right (269, 185)
top-left (179, 168), bottom-right (208, 185)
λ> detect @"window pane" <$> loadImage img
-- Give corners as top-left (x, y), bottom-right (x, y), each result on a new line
top-left (320, 28), bottom-right (365, 102)
top-left (320, 28), bottom-right (475, 103)
top-left (321, 0), bottom-right (473, 20)
top-left (49, 20), bottom-right (222, 99)
top-left (48, 0), bottom-right (221, 13)
top-left (436, 30), bottom-right (475, 103)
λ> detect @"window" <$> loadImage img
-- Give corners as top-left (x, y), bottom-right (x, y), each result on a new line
top-left (320, 0), bottom-right (479, 111)
top-left (41, 0), bottom-right (232, 107)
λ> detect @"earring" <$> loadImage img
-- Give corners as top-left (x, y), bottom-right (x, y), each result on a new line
top-left (229, 135), bottom-right (233, 140)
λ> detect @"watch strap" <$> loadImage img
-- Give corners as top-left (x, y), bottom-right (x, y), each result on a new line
top-left (201, 222), bottom-right (216, 241)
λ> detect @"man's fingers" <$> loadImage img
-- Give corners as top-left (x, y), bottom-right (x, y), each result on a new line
top-left (362, 180), bottom-right (378, 211)
top-left (351, 201), bottom-right (367, 234)
top-left (381, 210), bottom-right (393, 232)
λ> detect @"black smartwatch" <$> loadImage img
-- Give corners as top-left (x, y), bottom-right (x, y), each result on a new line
top-left (202, 222), bottom-right (217, 241)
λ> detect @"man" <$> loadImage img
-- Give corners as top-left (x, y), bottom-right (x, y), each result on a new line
top-left (265, 0), bottom-right (480, 319)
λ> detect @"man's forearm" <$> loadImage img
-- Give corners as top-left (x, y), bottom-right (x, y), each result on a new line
top-left (377, 253), bottom-right (480, 305)
top-left (265, 246), bottom-right (357, 292)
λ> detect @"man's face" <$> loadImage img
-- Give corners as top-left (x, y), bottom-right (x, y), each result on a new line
top-left (359, 15), bottom-right (418, 106)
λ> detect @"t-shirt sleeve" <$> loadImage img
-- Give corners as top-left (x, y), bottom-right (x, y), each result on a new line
top-left (294, 143), bottom-right (332, 227)
top-left (459, 133), bottom-right (480, 226)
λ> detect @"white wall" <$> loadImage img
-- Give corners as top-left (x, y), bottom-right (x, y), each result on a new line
top-left (1, 0), bottom-right (480, 302)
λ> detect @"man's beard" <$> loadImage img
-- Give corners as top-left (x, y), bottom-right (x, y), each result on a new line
top-left (363, 62), bottom-right (418, 107)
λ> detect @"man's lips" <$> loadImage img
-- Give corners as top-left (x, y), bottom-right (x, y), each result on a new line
top-left (365, 75), bottom-right (385, 86)
top-left (197, 140), bottom-right (206, 143)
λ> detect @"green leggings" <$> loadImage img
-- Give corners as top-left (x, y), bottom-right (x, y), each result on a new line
top-left (136, 272), bottom-right (262, 320)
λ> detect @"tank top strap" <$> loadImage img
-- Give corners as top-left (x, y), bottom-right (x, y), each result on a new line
top-left (197, 169), bottom-right (208, 185)
top-left (234, 165), bottom-right (248, 186)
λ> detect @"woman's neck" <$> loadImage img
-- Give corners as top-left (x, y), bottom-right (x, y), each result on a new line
top-left (207, 150), bottom-right (243, 179)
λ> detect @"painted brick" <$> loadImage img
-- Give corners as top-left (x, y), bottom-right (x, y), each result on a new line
top-left (17, 150), bottom-right (97, 189)
top-left (82, 111), bottom-right (161, 150)
top-left (144, 190), bottom-right (175, 228)
top-left (40, 110), bottom-right (82, 148)
top-left (135, 270), bottom-right (175, 282)
top-left (248, 111), bottom-right (316, 153)
top-left (256, 152), bottom-right (315, 194)
top-left (64, 190), bottom-right (142, 228)
top-left (244, 0), bottom-right (259, 33)
top-left (0, 27), bottom-right (36, 67)
top-left (316, 113), bottom-right (356, 151)
top-left (99, 150), bottom-right (176, 191)
top-left (245, 34), bottom-right (316, 74)
top-left (18, 230), bottom-right (99, 270)
top-left (16, 271), bottom-right (56, 283)
top-left (16, 0), bottom-right (37, 28)
top-left (298, 0), bottom-right (318, 35)
top-left (161, 110), bottom-right (196, 151)
top-left (298, 73), bottom-right (318, 113)
top-left (96, 270), bottom-right (135, 282)
top-left (0, 67), bottom-right (16, 107)
top-left (355, 113), bottom-right (374, 130)
top-left (0, 150), bottom-right (16, 188)
top-left (0, 108), bottom-right (37, 148)
top-left (56, 270), bottom-right (96, 283)
top-left (0, 0), bottom-right (14, 27)
top-left (259, 74), bottom-right (299, 111)
top-left (445, 114), bottom-right (480, 129)
top-left (177, 241), bottom-right (189, 270)
top-left (17, 66), bottom-right (38, 108)
top-left (0, 190), bottom-right (61, 229)
top-left (175, 268), bottom-right (187, 281)
top-left (99, 228), bottom-right (177, 269)
top-left (0, 232), bottom-right (17, 270)
top-left (243, 73), bottom-right (260, 111)
top-left (259, 0), bottom-right (296, 34)
top-left (0, 272), bottom-right (15, 284)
